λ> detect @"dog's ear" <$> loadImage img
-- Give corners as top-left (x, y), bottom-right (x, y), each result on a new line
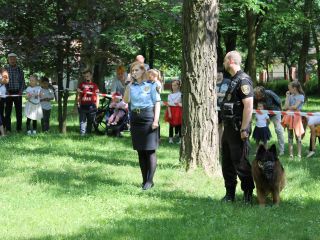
top-left (256, 144), bottom-right (266, 158)
top-left (268, 144), bottom-right (277, 159)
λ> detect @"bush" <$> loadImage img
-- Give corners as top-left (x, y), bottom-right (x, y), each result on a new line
top-left (262, 76), bottom-right (320, 96)
top-left (303, 75), bottom-right (319, 95)
top-left (263, 79), bottom-right (289, 96)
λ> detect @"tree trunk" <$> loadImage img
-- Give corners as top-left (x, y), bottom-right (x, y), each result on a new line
top-left (246, 8), bottom-right (257, 83)
top-left (56, 0), bottom-right (65, 133)
top-left (284, 62), bottom-right (287, 80)
top-left (181, 0), bottom-right (220, 175)
top-left (56, 44), bottom-right (64, 133)
top-left (311, 25), bottom-right (320, 93)
top-left (217, 26), bottom-right (224, 71)
top-left (298, 0), bottom-right (312, 83)
top-left (61, 44), bottom-right (71, 133)
top-left (223, 7), bottom-right (239, 54)
top-left (148, 34), bottom-right (155, 69)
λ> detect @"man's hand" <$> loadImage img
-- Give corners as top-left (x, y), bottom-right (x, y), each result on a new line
top-left (240, 131), bottom-right (249, 140)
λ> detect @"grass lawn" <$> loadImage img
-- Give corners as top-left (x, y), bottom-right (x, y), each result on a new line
top-left (0, 95), bottom-right (320, 240)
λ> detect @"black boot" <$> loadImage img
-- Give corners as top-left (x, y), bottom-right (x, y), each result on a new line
top-left (221, 187), bottom-right (235, 202)
top-left (243, 191), bottom-right (253, 205)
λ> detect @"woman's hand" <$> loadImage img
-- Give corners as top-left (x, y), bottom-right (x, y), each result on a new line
top-left (286, 91), bottom-right (290, 97)
top-left (151, 122), bottom-right (159, 130)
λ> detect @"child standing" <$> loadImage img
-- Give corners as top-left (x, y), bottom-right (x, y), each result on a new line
top-left (147, 69), bottom-right (163, 93)
top-left (0, 68), bottom-right (9, 136)
top-left (107, 93), bottom-right (128, 126)
top-left (252, 102), bottom-right (271, 151)
top-left (77, 69), bottom-right (99, 136)
top-left (40, 76), bottom-right (55, 132)
top-left (281, 81), bottom-right (305, 159)
top-left (147, 69), bottom-right (163, 139)
top-left (25, 75), bottom-right (43, 135)
top-left (165, 80), bottom-right (182, 144)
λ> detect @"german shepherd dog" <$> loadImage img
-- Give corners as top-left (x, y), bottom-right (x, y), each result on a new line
top-left (252, 144), bottom-right (286, 206)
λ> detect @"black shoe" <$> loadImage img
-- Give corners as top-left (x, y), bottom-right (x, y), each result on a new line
top-left (142, 182), bottom-right (154, 190)
top-left (243, 191), bottom-right (253, 205)
top-left (221, 194), bottom-right (235, 202)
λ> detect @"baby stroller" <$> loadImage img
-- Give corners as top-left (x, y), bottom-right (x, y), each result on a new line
top-left (106, 108), bottom-right (129, 137)
top-left (93, 95), bottom-right (129, 137)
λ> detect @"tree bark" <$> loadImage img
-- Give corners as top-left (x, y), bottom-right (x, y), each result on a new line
top-left (246, 8), bottom-right (258, 83)
top-left (56, 0), bottom-right (66, 133)
top-left (148, 34), bottom-right (155, 69)
top-left (181, 0), bottom-right (220, 175)
top-left (298, 0), bottom-right (312, 83)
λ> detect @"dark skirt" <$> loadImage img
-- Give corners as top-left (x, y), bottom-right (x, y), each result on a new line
top-left (130, 108), bottom-right (159, 150)
top-left (252, 126), bottom-right (271, 142)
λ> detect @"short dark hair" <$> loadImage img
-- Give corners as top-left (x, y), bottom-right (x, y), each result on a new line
top-left (40, 76), bottom-right (49, 83)
top-left (82, 69), bottom-right (92, 75)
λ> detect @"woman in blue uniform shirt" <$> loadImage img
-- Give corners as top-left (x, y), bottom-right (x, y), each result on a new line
top-left (124, 61), bottom-right (161, 190)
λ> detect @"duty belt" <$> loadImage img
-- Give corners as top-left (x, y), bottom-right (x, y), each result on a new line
top-left (131, 107), bottom-right (153, 114)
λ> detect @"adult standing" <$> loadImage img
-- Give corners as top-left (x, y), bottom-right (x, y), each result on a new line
top-left (5, 53), bottom-right (25, 132)
top-left (110, 66), bottom-right (127, 96)
top-left (135, 55), bottom-right (150, 71)
top-left (254, 86), bottom-right (285, 156)
top-left (77, 69), bottom-right (99, 136)
top-left (216, 71), bottom-right (231, 147)
top-left (0, 68), bottom-right (9, 136)
top-left (220, 50), bottom-right (255, 204)
top-left (124, 61), bottom-right (160, 190)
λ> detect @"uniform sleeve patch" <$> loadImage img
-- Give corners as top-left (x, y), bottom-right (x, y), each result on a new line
top-left (241, 85), bottom-right (250, 95)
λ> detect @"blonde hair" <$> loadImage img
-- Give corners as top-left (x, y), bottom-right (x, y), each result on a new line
top-left (29, 74), bottom-right (38, 81)
top-left (130, 61), bottom-right (147, 80)
top-left (289, 81), bottom-right (305, 96)
top-left (226, 50), bottom-right (242, 66)
top-left (147, 69), bottom-right (162, 82)
top-left (0, 68), bottom-right (9, 84)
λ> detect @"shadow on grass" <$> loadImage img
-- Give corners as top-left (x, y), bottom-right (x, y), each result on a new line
top-left (18, 189), bottom-right (320, 240)
top-left (29, 167), bottom-right (126, 196)
top-left (5, 135), bottom-right (181, 171)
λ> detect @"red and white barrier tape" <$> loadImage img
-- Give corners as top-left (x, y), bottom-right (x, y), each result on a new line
top-left (214, 106), bottom-right (320, 117)
top-left (161, 101), bottom-right (181, 107)
top-left (253, 109), bottom-right (320, 117)
top-left (2, 91), bottom-right (320, 117)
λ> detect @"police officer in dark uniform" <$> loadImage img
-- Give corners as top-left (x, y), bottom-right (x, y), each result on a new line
top-left (221, 50), bottom-right (255, 204)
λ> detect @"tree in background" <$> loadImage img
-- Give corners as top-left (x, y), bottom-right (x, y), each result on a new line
top-left (298, 0), bottom-right (313, 83)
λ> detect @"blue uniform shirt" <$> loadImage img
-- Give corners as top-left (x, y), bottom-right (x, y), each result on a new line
top-left (130, 81), bottom-right (161, 110)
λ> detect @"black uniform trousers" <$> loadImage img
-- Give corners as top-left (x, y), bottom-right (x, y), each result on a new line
top-left (221, 123), bottom-right (255, 194)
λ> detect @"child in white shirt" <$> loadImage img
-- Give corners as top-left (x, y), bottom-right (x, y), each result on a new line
top-left (252, 102), bottom-right (271, 151)
top-left (25, 75), bottom-right (43, 135)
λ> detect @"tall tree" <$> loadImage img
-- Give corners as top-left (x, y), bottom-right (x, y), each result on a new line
top-left (298, 0), bottom-right (313, 82)
top-left (244, 0), bottom-right (274, 83)
top-left (181, 0), bottom-right (220, 175)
